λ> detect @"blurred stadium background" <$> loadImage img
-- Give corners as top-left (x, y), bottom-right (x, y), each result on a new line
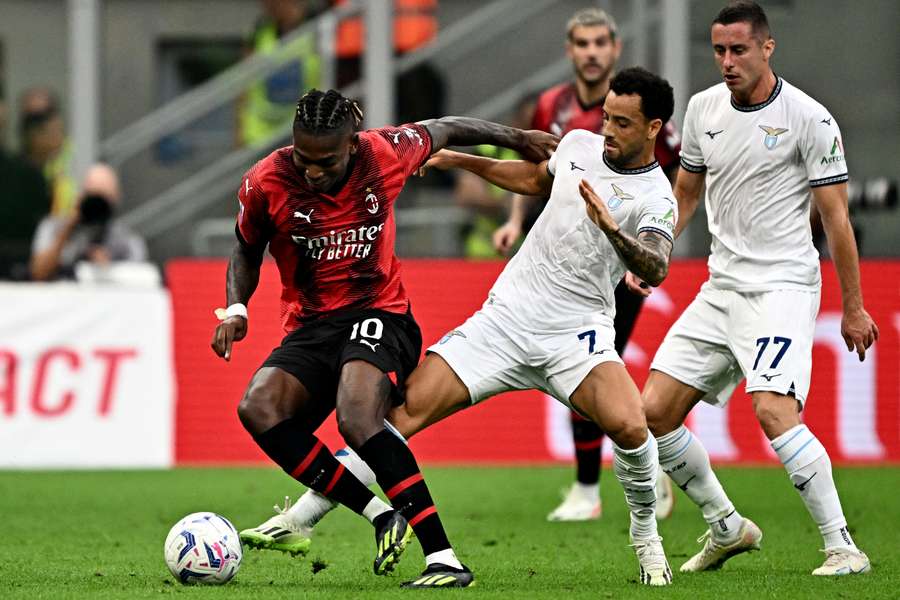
top-left (0, 0), bottom-right (898, 595)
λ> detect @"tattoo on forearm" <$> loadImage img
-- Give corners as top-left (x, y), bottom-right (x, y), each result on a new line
top-left (226, 242), bottom-right (264, 306)
top-left (606, 230), bottom-right (673, 286)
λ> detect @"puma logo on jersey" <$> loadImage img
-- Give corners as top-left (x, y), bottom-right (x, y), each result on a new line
top-left (570, 161), bottom-right (585, 172)
top-left (294, 209), bottom-right (314, 223)
top-left (359, 339), bottom-right (380, 352)
top-left (760, 373), bottom-right (781, 382)
top-left (705, 129), bottom-right (724, 139)
top-left (820, 117), bottom-right (832, 125)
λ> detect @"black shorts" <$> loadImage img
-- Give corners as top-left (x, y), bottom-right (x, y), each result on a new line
top-left (261, 308), bottom-right (423, 406)
top-left (613, 279), bottom-right (646, 354)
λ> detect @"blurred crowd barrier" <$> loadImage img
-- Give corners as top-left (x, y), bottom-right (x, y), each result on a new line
top-left (1, 259), bottom-right (898, 468)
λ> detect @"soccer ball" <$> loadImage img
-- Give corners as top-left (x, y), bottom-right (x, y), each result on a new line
top-left (163, 512), bottom-right (242, 585)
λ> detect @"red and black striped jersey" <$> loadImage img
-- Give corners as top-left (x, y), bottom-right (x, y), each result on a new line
top-left (237, 123), bottom-right (432, 333)
top-left (531, 81), bottom-right (681, 170)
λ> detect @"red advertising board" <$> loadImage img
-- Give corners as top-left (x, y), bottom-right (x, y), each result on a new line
top-left (167, 259), bottom-right (900, 465)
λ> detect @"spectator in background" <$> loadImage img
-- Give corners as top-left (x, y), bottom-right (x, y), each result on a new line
top-left (453, 93), bottom-right (537, 258)
top-left (333, 0), bottom-right (444, 123)
top-left (238, 0), bottom-right (328, 147)
top-left (18, 87), bottom-right (77, 217)
top-left (30, 163), bottom-right (147, 281)
top-left (0, 96), bottom-right (51, 280)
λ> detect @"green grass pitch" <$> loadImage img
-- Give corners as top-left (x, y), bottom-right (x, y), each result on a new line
top-left (1, 466), bottom-right (897, 599)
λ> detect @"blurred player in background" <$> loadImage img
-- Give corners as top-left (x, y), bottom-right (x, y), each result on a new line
top-left (258, 68), bottom-right (680, 586)
top-left (214, 89), bottom-right (555, 587)
top-left (640, 1), bottom-right (877, 576)
top-left (493, 7), bottom-right (678, 523)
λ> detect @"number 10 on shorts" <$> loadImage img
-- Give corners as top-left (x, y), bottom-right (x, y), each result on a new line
top-left (350, 318), bottom-right (384, 341)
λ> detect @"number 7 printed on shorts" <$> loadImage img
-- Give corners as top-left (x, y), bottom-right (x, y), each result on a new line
top-left (753, 336), bottom-right (792, 371)
top-left (578, 330), bottom-right (609, 356)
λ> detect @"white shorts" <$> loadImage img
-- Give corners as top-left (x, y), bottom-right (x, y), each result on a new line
top-left (427, 302), bottom-right (623, 408)
top-left (650, 285), bottom-right (820, 407)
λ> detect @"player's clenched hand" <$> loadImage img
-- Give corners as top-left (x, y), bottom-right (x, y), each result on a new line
top-left (493, 220), bottom-right (522, 255)
top-left (624, 271), bottom-right (652, 297)
top-left (211, 316), bottom-right (248, 361)
top-left (518, 130), bottom-right (559, 163)
top-left (579, 179), bottom-right (618, 234)
top-left (841, 307), bottom-right (878, 361)
top-left (416, 149), bottom-right (460, 176)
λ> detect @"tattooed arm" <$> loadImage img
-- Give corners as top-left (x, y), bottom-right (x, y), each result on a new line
top-left (419, 116), bottom-right (558, 163)
top-left (211, 234), bottom-right (266, 361)
top-left (578, 179), bottom-right (673, 287)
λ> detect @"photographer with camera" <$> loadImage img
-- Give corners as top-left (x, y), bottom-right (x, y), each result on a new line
top-left (30, 163), bottom-right (147, 281)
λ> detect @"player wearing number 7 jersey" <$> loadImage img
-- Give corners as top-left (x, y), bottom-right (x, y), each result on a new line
top-left (242, 69), bottom-right (680, 587)
top-left (638, 1), bottom-right (878, 577)
top-left (209, 88), bottom-right (557, 588)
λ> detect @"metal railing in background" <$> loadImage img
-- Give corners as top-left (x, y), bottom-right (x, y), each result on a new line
top-left (117, 0), bottom-right (557, 239)
top-left (100, 0), bottom-right (362, 167)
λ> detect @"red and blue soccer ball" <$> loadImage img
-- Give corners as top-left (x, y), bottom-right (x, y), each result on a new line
top-left (163, 512), bottom-right (242, 585)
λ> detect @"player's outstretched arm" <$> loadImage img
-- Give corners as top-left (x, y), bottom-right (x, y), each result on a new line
top-left (812, 182), bottom-right (879, 361)
top-left (211, 237), bottom-right (265, 361)
top-left (672, 167), bottom-right (704, 239)
top-left (419, 116), bottom-right (558, 163)
top-left (579, 179), bottom-right (672, 287)
top-left (424, 149), bottom-right (553, 197)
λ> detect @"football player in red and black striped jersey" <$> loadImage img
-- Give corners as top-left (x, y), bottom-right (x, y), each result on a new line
top-left (211, 89), bottom-right (555, 588)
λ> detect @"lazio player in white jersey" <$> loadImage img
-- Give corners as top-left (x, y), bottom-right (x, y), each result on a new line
top-left (637, 1), bottom-right (878, 577)
top-left (246, 67), bottom-right (681, 587)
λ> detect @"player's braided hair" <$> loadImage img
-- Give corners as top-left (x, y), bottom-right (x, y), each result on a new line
top-left (294, 89), bottom-right (364, 134)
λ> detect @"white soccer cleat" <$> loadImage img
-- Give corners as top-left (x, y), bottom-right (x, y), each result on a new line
top-left (655, 467), bottom-right (675, 520)
top-left (546, 483), bottom-right (601, 522)
top-left (812, 547), bottom-right (871, 576)
top-left (239, 497), bottom-right (312, 557)
top-left (680, 518), bottom-right (762, 572)
top-left (632, 536), bottom-right (673, 586)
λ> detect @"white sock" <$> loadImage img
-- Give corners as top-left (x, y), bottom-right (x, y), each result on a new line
top-left (613, 433), bottom-right (659, 542)
top-left (425, 548), bottom-right (464, 570)
top-left (575, 481), bottom-right (600, 501)
top-left (285, 446), bottom-right (377, 530)
top-left (770, 424), bottom-right (855, 550)
top-left (656, 426), bottom-right (742, 542)
top-left (362, 497), bottom-right (392, 524)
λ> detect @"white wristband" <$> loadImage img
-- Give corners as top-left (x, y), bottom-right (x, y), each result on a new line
top-left (225, 303), bottom-right (248, 319)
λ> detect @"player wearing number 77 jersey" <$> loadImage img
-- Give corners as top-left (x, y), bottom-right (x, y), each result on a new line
top-left (636, 1), bottom-right (878, 577)
top-left (210, 88), bottom-right (557, 588)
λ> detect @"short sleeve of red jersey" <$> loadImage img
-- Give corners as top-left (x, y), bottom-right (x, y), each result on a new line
top-left (654, 121), bottom-right (682, 170)
top-left (236, 166), bottom-right (271, 246)
top-left (373, 123), bottom-right (433, 178)
top-left (531, 91), bottom-right (554, 132)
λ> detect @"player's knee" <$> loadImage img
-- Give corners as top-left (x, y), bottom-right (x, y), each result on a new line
top-left (606, 419), bottom-right (649, 450)
top-left (753, 400), bottom-right (799, 439)
top-left (642, 391), bottom-right (671, 437)
top-left (336, 409), bottom-right (381, 450)
top-left (237, 380), bottom-right (283, 435)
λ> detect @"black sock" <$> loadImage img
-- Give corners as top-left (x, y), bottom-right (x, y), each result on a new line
top-left (358, 429), bottom-right (451, 555)
top-left (571, 411), bottom-right (604, 485)
top-left (254, 418), bottom-right (375, 515)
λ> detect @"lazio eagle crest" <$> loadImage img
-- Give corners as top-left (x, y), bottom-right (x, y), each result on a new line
top-left (759, 125), bottom-right (789, 150)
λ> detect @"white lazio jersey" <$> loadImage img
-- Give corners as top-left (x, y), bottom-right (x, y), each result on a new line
top-left (488, 129), bottom-right (677, 327)
top-left (680, 77), bottom-right (848, 291)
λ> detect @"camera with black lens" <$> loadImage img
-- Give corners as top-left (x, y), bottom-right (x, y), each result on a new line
top-left (79, 193), bottom-right (114, 225)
